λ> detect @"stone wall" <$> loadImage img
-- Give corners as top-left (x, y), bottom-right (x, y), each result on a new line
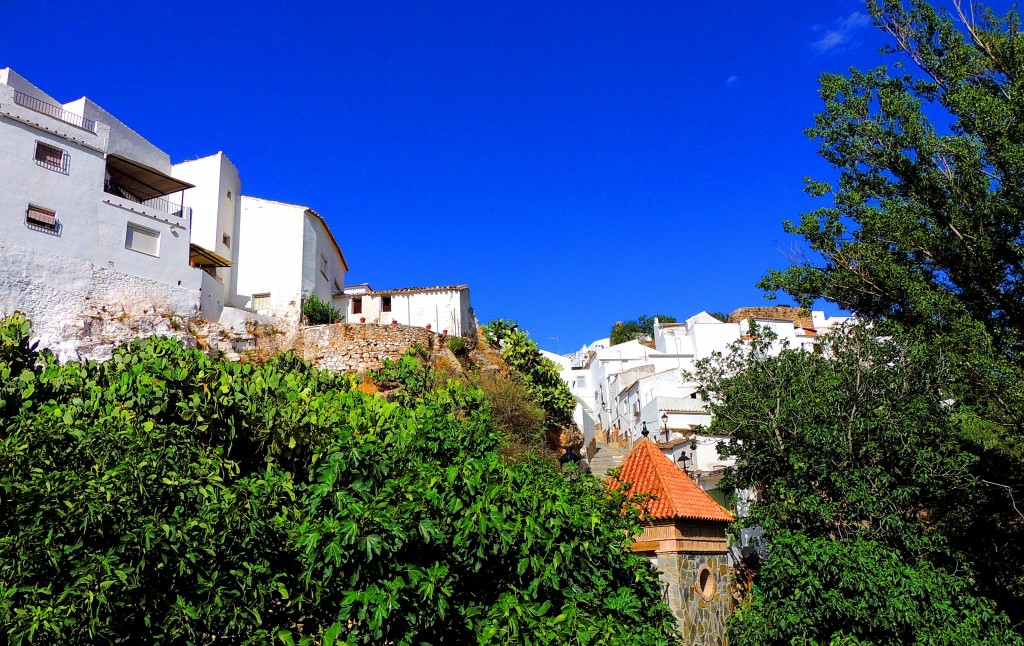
top-left (233, 321), bottom-right (452, 374)
top-left (285, 322), bottom-right (446, 373)
top-left (656, 552), bottom-right (732, 646)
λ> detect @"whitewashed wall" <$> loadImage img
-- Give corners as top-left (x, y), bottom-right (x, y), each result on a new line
top-left (236, 198), bottom-right (305, 320)
top-left (302, 213), bottom-right (347, 311)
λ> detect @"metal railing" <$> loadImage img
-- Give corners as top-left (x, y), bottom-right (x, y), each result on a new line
top-left (104, 179), bottom-right (191, 220)
top-left (14, 90), bottom-right (97, 133)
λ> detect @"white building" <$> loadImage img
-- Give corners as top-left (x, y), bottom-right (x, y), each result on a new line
top-left (236, 196), bottom-right (349, 322)
top-left (172, 152), bottom-right (242, 321)
top-left (0, 68), bottom-right (209, 344)
top-left (340, 283), bottom-right (475, 336)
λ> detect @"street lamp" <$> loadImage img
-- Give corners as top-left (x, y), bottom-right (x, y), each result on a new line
top-left (677, 451), bottom-right (691, 474)
top-left (640, 421), bottom-right (650, 438)
top-left (661, 412), bottom-right (669, 442)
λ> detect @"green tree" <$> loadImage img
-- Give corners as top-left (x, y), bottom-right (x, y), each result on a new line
top-left (0, 315), bottom-right (678, 644)
top-left (609, 314), bottom-right (676, 345)
top-left (756, 0), bottom-right (1024, 622)
top-left (696, 327), bottom-right (1023, 644)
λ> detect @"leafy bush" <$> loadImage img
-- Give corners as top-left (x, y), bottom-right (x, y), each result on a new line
top-left (302, 293), bottom-right (341, 325)
top-left (447, 336), bottom-right (467, 355)
top-left (0, 315), bottom-right (677, 643)
top-left (481, 319), bottom-right (576, 434)
top-left (470, 370), bottom-right (547, 459)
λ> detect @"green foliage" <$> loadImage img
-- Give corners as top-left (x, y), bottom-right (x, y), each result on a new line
top-left (731, 531), bottom-right (1020, 646)
top-left (752, 0), bottom-right (1024, 628)
top-left (447, 336), bottom-right (467, 355)
top-left (303, 294), bottom-right (342, 325)
top-left (696, 327), bottom-right (1024, 644)
top-left (609, 314), bottom-right (676, 345)
top-left (708, 312), bottom-right (728, 323)
top-left (481, 319), bottom-right (576, 434)
top-left (0, 316), bottom-right (677, 643)
top-left (469, 370), bottom-right (547, 457)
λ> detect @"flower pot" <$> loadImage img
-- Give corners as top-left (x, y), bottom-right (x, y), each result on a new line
top-left (425, 324), bottom-right (431, 331)
top-left (360, 317), bottom-right (366, 323)
top-left (442, 329), bottom-right (448, 335)
top-left (392, 320), bottom-right (398, 325)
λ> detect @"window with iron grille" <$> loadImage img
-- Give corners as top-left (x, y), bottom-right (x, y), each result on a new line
top-left (34, 141), bottom-right (68, 172)
top-left (26, 205), bottom-right (57, 230)
top-left (382, 296), bottom-right (392, 312)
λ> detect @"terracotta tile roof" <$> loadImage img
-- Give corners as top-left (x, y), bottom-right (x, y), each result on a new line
top-left (610, 439), bottom-right (733, 523)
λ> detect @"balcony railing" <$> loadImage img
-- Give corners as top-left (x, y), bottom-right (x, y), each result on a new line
top-left (104, 179), bottom-right (192, 220)
top-left (14, 90), bottom-right (97, 133)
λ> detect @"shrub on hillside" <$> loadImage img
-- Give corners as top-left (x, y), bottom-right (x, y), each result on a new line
top-left (303, 293), bottom-right (341, 325)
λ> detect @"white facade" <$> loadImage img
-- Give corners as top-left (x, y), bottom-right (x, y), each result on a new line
top-left (340, 283), bottom-right (475, 336)
top-left (236, 196), bottom-right (348, 322)
top-left (0, 68), bottom-right (206, 348)
top-left (173, 153), bottom-right (242, 320)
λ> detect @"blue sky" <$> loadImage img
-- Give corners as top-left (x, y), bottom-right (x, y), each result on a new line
top-left (4, 1), bottom-right (927, 350)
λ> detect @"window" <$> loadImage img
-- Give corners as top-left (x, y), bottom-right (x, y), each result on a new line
top-left (125, 223), bottom-right (160, 256)
top-left (575, 376), bottom-right (587, 388)
top-left (26, 204), bottom-right (57, 230)
top-left (320, 254), bottom-right (328, 278)
top-left (382, 296), bottom-right (392, 312)
top-left (333, 279), bottom-right (341, 293)
top-left (252, 293), bottom-right (271, 310)
top-left (34, 141), bottom-right (67, 172)
top-left (222, 233), bottom-right (231, 248)
top-left (226, 190), bottom-right (232, 199)
top-left (352, 297), bottom-right (362, 315)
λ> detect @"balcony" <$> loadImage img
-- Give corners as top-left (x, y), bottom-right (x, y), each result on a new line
top-left (104, 179), bottom-right (192, 220)
top-left (103, 155), bottom-right (193, 221)
top-left (14, 90), bottom-right (97, 133)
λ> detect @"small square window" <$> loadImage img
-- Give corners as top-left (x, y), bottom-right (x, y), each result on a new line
top-left (333, 279), bottom-right (341, 292)
top-left (125, 222), bottom-right (160, 257)
top-left (352, 297), bottom-right (363, 315)
top-left (382, 296), bottom-right (392, 313)
top-left (226, 190), bottom-right (232, 199)
top-left (252, 293), bottom-right (271, 310)
top-left (222, 233), bottom-right (231, 248)
top-left (26, 204), bottom-right (57, 230)
top-left (320, 254), bottom-right (328, 278)
top-left (575, 376), bottom-right (587, 388)
top-left (35, 141), bottom-right (67, 172)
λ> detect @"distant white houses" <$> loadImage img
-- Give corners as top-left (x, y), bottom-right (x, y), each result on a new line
top-left (236, 196), bottom-right (349, 323)
top-left (1, 68), bottom-right (475, 348)
top-left (546, 307), bottom-right (853, 490)
top-left (340, 283), bottom-right (476, 336)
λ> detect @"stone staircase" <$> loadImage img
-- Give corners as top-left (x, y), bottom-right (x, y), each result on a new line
top-left (586, 441), bottom-right (632, 478)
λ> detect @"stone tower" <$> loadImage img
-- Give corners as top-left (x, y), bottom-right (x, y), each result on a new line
top-left (611, 439), bottom-right (734, 645)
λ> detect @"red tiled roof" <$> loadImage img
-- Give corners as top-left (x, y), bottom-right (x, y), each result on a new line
top-left (610, 439), bottom-right (733, 523)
